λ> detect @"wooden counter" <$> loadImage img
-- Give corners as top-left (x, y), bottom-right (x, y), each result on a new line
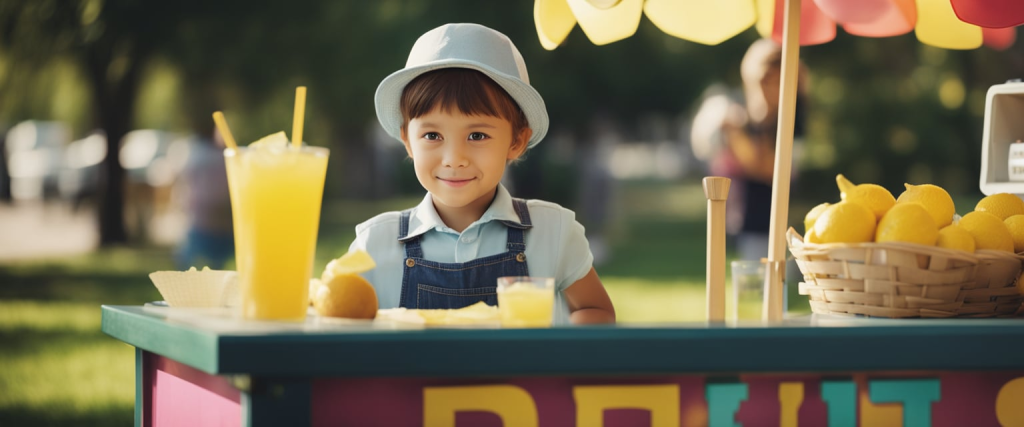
top-left (102, 305), bottom-right (1024, 426)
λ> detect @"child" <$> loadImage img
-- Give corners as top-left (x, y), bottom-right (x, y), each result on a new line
top-left (349, 23), bottom-right (615, 325)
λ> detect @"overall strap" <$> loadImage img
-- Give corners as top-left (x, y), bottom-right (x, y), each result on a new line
top-left (504, 198), bottom-right (532, 252)
top-left (398, 210), bottom-right (424, 258)
top-left (512, 198), bottom-right (533, 226)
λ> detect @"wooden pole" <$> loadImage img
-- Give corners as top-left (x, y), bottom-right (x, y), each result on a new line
top-left (764, 0), bottom-right (801, 321)
top-left (703, 176), bottom-right (730, 323)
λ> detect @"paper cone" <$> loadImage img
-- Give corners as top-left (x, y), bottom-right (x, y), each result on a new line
top-left (148, 269), bottom-right (238, 308)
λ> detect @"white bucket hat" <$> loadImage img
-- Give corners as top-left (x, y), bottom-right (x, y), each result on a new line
top-left (374, 23), bottom-right (549, 149)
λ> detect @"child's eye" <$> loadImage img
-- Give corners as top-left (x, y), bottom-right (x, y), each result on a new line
top-left (422, 132), bottom-right (442, 140)
top-left (468, 132), bottom-right (489, 141)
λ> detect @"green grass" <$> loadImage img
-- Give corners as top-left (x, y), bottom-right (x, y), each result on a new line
top-left (0, 254), bottom-right (163, 426)
top-left (0, 303), bottom-right (139, 426)
top-left (0, 181), bottom-right (808, 425)
top-left (0, 307), bottom-right (134, 412)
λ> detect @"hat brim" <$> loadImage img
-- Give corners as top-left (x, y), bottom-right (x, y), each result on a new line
top-left (374, 59), bottom-right (549, 149)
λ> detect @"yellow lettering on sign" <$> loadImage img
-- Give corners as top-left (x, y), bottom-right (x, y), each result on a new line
top-left (423, 385), bottom-right (538, 427)
top-left (574, 385), bottom-right (680, 427)
top-left (779, 382), bottom-right (804, 427)
top-left (996, 377), bottom-right (1024, 427)
top-left (857, 375), bottom-right (900, 427)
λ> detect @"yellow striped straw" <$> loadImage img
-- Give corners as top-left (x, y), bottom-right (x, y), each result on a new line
top-left (211, 111), bottom-right (238, 150)
top-left (292, 86), bottom-right (307, 148)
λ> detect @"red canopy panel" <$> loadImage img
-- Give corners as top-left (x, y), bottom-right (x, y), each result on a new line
top-left (951, 0), bottom-right (1024, 28)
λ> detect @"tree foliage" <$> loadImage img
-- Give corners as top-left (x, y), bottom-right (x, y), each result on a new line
top-left (1, 0), bottom-right (1022, 243)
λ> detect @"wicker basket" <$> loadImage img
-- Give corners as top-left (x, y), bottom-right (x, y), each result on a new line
top-left (959, 250), bottom-right (1024, 317)
top-left (787, 228), bottom-right (1024, 318)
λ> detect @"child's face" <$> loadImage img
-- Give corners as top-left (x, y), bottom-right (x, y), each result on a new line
top-left (402, 107), bottom-right (530, 215)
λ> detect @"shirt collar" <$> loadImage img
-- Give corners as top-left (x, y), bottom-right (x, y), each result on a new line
top-left (399, 184), bottom-right (530, 242)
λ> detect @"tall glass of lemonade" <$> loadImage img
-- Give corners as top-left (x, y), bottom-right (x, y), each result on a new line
top-left (225, 133), bottom-right (329, 320)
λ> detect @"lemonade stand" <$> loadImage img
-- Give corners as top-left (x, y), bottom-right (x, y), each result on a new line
top-left (99, 3), bottom-right (1024, 426)
top-left (102, 88), bottom-right (1024, 427)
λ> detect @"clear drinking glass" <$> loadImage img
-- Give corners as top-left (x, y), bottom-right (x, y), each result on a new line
top-left (225, 145), bottom-right (329, 320)
top-left (730, 260), bottom-right (766, 322)
top-left (496, 276), bottom-right (555, 328)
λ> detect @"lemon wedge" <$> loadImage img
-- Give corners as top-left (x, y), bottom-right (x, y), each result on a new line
top-left (322, 249), bottom-right (377, 283)
top-left (249, 131), bottom-right (289, 149)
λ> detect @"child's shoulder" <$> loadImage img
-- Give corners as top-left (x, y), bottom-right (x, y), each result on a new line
top-left (521, 198), bottom-right (579, 224)
top-left (355, 211), bottom-right (404, 236)
top-left (523, 198), bottom-right (569, 212)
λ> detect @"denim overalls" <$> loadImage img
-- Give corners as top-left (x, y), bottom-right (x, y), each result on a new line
top-left (398, 199), bottom-right (532, 309)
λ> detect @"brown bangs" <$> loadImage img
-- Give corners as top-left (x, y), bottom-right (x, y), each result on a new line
top-left (400, 68), bottom-right (527, 134)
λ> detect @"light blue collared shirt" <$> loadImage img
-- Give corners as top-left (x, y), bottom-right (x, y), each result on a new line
top-left (349, 185), bottom-right (593, 325)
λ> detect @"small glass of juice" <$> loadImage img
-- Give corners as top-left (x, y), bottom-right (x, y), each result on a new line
top-left (496, 276), bottom-right (555, 328)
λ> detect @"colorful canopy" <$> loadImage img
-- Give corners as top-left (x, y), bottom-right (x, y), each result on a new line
top-left (535, 0), bottom-right (1021, 50)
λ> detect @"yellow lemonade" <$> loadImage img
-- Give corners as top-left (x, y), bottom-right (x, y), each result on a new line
top-left (497, 280), bottom-right (555, 328)
top-left (225, 143), bottom-right (329, 320)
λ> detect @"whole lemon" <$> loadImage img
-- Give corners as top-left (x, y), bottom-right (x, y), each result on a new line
top-left (975, 193), bottom-right (1024, 220)
top-left (1004, 214), bottom-right (1024, 253)
top-left (875, 202), bottom-right (939, 245)
top-left (835, 174), bottom-right (895, 219)
top-left (896, 183), bottom-right (956, 227)
top-left (805, 228), bottom-right (820, 244)
top-left (804, 202), bottom-right (831, 234)
top-left (836, 174), bottom-right (856, 199)
top-left (936, 224), bottom-right (975, 253)
top-left (813, 201), bottom-right (876, 244)
top-left (958, 211), bottom-right (1014, 252)
top-left (313, 273), bottom-right (379, 319)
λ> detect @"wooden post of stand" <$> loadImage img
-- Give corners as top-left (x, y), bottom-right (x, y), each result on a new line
top-left (764, 0), bottom-right (802, 322)
top-left (703, 177), bottom-right (730, 323)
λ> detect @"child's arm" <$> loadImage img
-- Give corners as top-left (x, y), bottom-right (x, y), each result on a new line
top-left (564, 267), bottom-right (615, 324)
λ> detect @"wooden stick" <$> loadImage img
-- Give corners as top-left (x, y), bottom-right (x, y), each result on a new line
top-left (764, 0), bottom-right (802, 322)
top-left (704, 176), bottom-right (731, 323)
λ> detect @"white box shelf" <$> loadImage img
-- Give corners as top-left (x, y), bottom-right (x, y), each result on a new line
top-left (980, 81), bottom-right (1024, 196)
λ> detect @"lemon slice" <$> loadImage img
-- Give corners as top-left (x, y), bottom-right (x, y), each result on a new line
top-left (415, 302), bottom-right (499, 325)
top-left (249, 131), bottom-right (289, 149)
top-left (323, 249), bottom-right (377, 280)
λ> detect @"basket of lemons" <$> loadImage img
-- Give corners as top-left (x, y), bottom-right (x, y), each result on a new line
top-left (789, 175), bottom-right (1024, 318)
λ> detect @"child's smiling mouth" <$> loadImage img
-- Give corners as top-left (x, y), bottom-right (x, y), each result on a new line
top-left (438, 177), bottom-right (475, 187)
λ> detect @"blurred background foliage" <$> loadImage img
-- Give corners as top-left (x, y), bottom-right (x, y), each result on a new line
top-left (4, 0), bottom-right (1020, 235)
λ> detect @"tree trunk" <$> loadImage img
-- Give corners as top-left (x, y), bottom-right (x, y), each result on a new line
top-left (87, 47), bottom-right (145, 246)
top-left (0, 132), bottom-right (11, 204)
top-left (98, 116), bottom-right (129, 245)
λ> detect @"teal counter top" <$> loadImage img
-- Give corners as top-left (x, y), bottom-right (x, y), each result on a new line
top-left (101, 305), bottom-right (1024, 377)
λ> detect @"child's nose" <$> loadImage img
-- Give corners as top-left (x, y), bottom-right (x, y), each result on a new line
top-left (442, 144), bottom-right (469, 168)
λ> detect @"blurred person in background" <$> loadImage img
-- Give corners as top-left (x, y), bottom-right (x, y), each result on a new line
top-left (174, 126), bottom-right (234, 270)
top-left (691, 38), bottom-right (807, 260)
